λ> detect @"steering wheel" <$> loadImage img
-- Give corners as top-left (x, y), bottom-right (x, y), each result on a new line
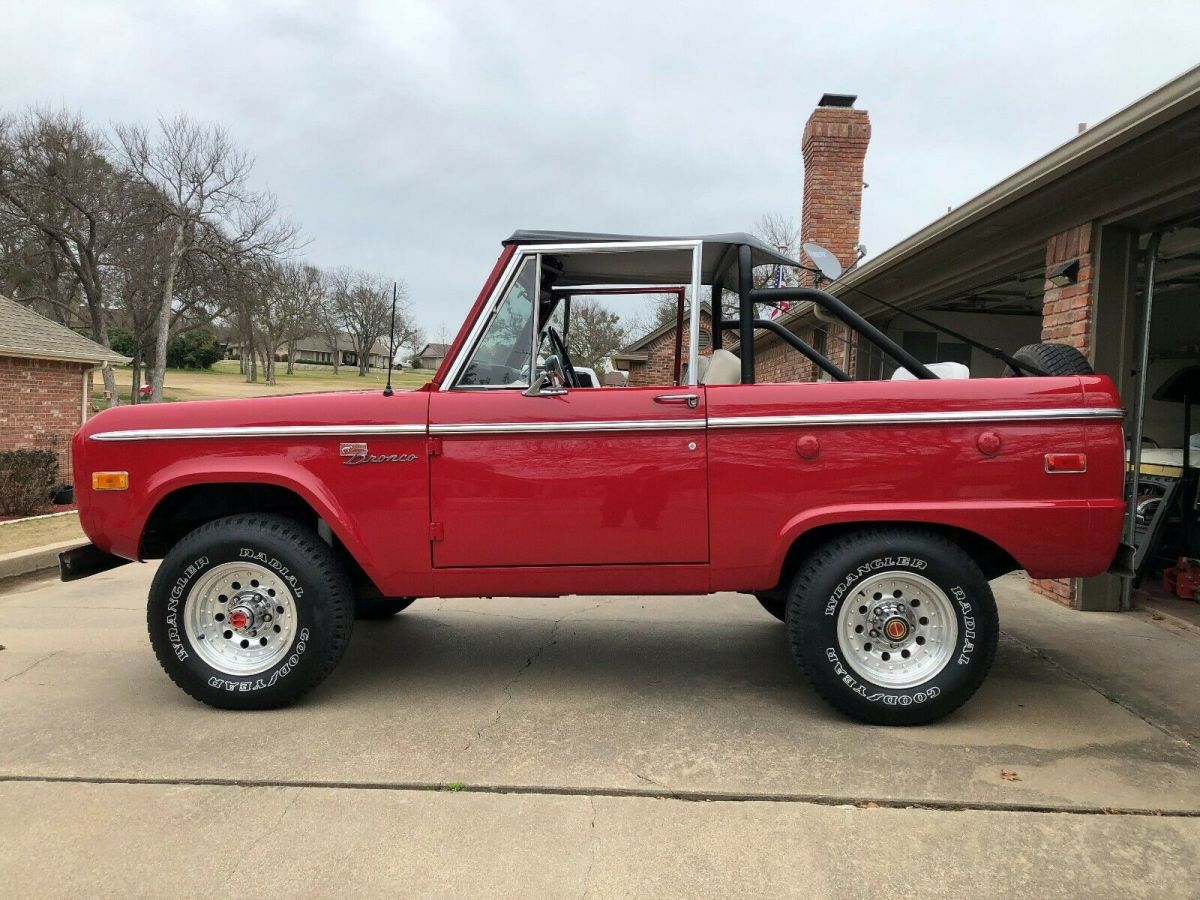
top-left (546, 326), bottom-right (581, 388)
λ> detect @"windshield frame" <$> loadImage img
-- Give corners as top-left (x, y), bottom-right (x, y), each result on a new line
top-left (441, 239), bottom-right (704, 391)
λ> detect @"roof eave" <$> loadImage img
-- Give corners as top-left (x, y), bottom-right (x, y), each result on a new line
top-left (831, 65), bottom-right (1200, 299)
top-left (0, 348), bottom-right (130, 366)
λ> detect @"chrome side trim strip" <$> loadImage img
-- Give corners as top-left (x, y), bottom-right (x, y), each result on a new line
top-left (89, 407), bottom-right (1124, 441)
top-left (706, 407), bottom-right (1125, 429)
top-left (90, 424), bottom-right (428, 442)
top-left (430, 419), bottom-right (701, 435)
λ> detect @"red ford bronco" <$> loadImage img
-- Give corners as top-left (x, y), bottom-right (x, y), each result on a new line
top-left (64, 232), bottom-right (1126, 724)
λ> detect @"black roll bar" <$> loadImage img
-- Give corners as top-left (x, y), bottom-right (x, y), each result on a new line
top-left (748, 285), bottom-right (938, 380)
top-left (737, 245), bottom-right (756, 383)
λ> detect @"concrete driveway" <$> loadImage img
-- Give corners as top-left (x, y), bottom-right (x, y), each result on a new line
top-left (1, 567), bottom-right (1197, 898)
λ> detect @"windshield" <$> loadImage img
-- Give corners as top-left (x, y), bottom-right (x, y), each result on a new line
top-left (456, 258), bottom-right (537, 387)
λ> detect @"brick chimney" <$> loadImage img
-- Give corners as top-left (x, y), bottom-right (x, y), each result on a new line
top-left (800, 93), bottom-right (870, 279)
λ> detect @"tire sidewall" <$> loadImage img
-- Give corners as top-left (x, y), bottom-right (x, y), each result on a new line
top-left (148, 519), bottom-right (345, 707)
top-left (790, 535), bottom-right (997, 723)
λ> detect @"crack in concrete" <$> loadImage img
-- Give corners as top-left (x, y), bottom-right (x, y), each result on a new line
top-left (241, 788), bottom-right (301, 860)
top-left (580, 795), bottom-right (597, 900)
top-left (459, 599), bottom-right (616, 755)
top-left (1000, 628), bottom-right (1199, 756)
top-left (0, 651), bottom-right (60, 686)
top-left (442, 610), bottom-right (561, 624)
top-left (633, 771), bottom-right (671, 792)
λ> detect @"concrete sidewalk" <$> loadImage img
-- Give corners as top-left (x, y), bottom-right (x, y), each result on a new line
top-left (1, 566), bottom-right (1197, 897)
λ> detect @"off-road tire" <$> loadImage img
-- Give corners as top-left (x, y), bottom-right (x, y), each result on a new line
top-left (355, 597), bottom-right (416, 620)
top-left (786, 528), bottom-right (998, 725)
top-left (147, 514), bottom-right (353, 710)
top-left (1004, 342), bottom-right (1093, 376)
top-left (755, 591), bottom-right (787, 622)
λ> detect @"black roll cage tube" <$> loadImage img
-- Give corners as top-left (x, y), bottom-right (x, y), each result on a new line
top-left (711, 243), bottom-right (938, 384)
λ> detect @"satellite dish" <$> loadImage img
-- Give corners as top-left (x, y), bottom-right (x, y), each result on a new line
top-left (802, 242), bottom-right (843, 282)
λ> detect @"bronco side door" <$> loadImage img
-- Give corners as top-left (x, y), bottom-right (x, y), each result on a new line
top-left (427, 251), bottom-right (709, 569)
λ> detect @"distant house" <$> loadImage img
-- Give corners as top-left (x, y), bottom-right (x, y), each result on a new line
top-left (413, 342), bottom-right (450, 370)
top-left (227, 335), bottom-right (391, 370)
top-left (612, 305), bottom-right (712, 387)
top-left (0, 295), bottom-right (128, 482)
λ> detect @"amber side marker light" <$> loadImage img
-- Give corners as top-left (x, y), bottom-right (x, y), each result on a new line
top-left (1044, 453), bottom-right (1087, 474)
top-left (92, 471), bottom-right (129, 491)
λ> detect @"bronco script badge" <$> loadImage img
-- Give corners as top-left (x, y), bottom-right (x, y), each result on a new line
top-left (339, 443), bottom-right (417, 465)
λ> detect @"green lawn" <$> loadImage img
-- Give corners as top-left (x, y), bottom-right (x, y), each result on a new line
top-left (93, 360), bottom-right (435, 403)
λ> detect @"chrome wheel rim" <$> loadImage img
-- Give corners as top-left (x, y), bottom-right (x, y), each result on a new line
top-left (183, 561), bottom-right (299, 676)
top-left (836, 571), bottom-right (959, 689)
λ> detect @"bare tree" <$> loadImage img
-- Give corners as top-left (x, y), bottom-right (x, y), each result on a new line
top-left (335, 271), bottom-right (408, 377)
top-left (0, 225), bottom-right (85, 326)
top-left (250, 261), bottom-right (323, 384)
top-left (0, 108), bottom-right (132, 401)
top-left (114, 115), bottom-right (297, 401)
top-left (282, 263), bottom-right (323, 375)
top-left (110, 213), bottom-right (172, 403)
top-left (565, 298), bottom-right (627, 371)
top-left (316, 267), bottom-right (348, 376)
top-left (381, 280), bottom-right (422, 374)
top-left (753, 213), bottom-right (800, 290)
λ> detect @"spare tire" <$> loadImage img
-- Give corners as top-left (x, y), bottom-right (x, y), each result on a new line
top-left (1003, 342), bottom-right (1093, 376)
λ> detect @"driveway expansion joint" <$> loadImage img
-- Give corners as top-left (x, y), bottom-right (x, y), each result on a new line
top-left (2, 774), bottom-right (1195, 819)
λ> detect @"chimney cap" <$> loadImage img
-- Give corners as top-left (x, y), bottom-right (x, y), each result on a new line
top-left (818, 93), bottom-right (857, 108)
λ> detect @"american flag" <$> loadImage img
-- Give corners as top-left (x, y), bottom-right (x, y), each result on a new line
top-left (769, 245), bottom-right (791, 318)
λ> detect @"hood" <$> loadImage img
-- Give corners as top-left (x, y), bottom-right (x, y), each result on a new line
top-left (79, 390), bottom-right (430, 440)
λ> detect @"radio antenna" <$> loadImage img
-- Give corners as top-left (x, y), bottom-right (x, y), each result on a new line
top-left (382, 281), bottom-right (398, 397)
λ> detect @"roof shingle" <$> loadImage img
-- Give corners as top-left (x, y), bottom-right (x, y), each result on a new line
top-left (0, 295), bottom-right (128, 365)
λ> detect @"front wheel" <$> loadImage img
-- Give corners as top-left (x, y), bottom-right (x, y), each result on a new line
top-left (147, 514), bottom-right (354, 710)
top-left (786, 528), bottom-right (998, 725)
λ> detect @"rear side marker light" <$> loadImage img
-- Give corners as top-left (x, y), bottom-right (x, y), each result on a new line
top-left (92, 471), bottom-right (129, 491)
top-left (1044, 453), bottom-right (1087, 474)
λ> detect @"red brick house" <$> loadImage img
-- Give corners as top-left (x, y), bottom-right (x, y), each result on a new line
top-left (0, 295), bottom-right (127, 482)
top-left (613, 306), bottom-right (713, 387)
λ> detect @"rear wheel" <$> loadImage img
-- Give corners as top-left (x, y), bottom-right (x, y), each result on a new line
top-left (147, 514), bottom-right (353, 710)
top-left (786, 528), bottom-right (998, 725)
top-left (1003, 342), bottom-right (1093, 376)
top-left (354, 597), bottom-right (416, 620)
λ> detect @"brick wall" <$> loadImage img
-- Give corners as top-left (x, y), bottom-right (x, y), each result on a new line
top-left (625, 313), bottom-right (712, 387)
top-left (800, 104), bottom-right (871, 278)
top-left (1031, 222), bottom-right (1098, 608)
top-left (1039, 223), bottom-right (1096, 353)
top-left (756, 100), bottom-right (870, 385)
top-left (0, 356), bottom-right (91, 482)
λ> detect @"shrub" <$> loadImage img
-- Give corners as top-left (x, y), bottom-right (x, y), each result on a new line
top-left (0, 450), bottom-right (59, 516)
top-left (167, 329), bottom-right (223, 370)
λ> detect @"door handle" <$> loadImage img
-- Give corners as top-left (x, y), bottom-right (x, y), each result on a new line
top-left (654, 393), bottom-right (699, 409)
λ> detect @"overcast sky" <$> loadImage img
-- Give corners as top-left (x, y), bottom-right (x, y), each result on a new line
top-left (3, 1), bottom-right (1199, 340)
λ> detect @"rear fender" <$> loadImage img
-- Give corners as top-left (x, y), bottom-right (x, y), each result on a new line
top-left (771, 500), bottom-right (1104, 582)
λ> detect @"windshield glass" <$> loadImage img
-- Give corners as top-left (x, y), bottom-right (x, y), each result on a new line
top-left (456, 258), bottom-right (537, 387)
